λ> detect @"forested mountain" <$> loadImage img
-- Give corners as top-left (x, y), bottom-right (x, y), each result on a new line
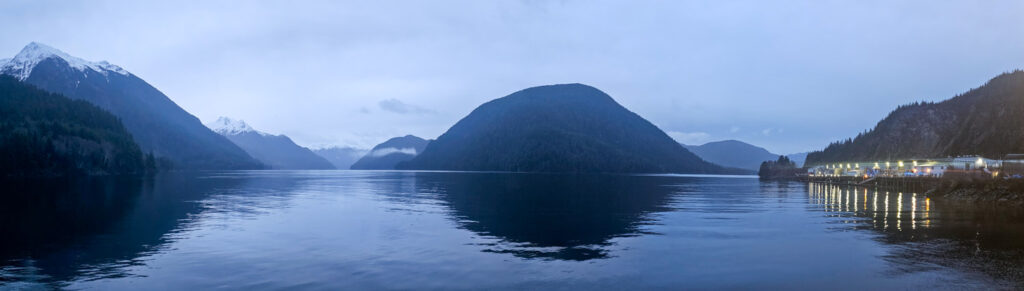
top-left (806, 70), bottom-right (1024, 165)
top-left (313, 146), bottom-right (367, 170)
top-left (683, 140), bottom-right (778, 171)
top-left (0, 42), bottom-right (261, 170)
top-left (0, 75), bottom-right (150, 176)
top-left (350, 135), bottom-right (429, 170)
top-left (398, 84), bottom-right (734, 174)
top-left (207, 117), bottom-right (334, 170)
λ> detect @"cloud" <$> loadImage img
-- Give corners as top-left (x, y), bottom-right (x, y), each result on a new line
top-left (730, 126), bottom-right (740, 133)
top-left (368, 147), bottom-right (418, 157)
top-left (667, 131), bottom-right (711, 145)
top-left (762, 128), bottom-right (773, 136)
top-left (378, 99), bottom-right (434, 114)
top-left (4, 1), bottom-right (1019, 155)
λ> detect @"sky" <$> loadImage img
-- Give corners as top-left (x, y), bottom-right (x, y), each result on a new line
top-left (2, 0), bottom-right (1022, 154)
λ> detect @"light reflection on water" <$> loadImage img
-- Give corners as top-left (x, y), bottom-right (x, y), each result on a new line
top-left (808, 183), bottom-right (934, 232)
top-left (807, 182), bottom-right (1024, 286)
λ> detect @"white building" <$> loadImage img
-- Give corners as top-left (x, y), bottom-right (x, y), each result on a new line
top-left (809, 155), bottom-right (1006, 178)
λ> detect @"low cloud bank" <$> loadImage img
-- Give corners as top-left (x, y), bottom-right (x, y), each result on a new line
top-left (369, 147), bottom-right (418, 157)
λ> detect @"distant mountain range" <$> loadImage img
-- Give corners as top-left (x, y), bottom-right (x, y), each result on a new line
top-left (681, 140), bottom-right (810, 170)
top-left (314, 147), bottom-right (368, 170)
top-left (8, 42), bottom-right (923, 174)
top-left (806, 70), bottom-right (1024, 165)
top-left (0, 75), bottom-right (148, 176)
top-left (207, 117), bottom-right (334, 170)
top-left (682, 140), bottom-right (808, 171)
top-left (786, 152), bottom-right (808, 168)
top-left (683, 140), bottom-right (779, 171)
top-left (351, 135), bottom-right (429, 170)
top-left (399, 84), bottom-right (738, 174)
top-left (0, 42), bottom-right (261, 170)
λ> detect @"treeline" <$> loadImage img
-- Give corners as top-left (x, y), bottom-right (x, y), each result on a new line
top-left (0, 75), bottom-right (153, 177)
top-left (806, 70), bottom-right (1024, 165)
top-left (758, 156), bottom-right (802, 179)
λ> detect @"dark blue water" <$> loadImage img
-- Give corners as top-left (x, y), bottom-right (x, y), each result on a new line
top-left (2, 171), bottom-right (1023, 290)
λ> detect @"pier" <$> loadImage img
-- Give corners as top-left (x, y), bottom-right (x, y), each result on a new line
top-left (804, 175), bottom-right (939, 194)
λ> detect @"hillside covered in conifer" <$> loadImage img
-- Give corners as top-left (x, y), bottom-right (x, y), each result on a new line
top-left (399, 84), bottom-right (735, 174)
top-left (806, 71), bottom-right (1024, 165)
top-left (0, 76), bottom-right (150, 176)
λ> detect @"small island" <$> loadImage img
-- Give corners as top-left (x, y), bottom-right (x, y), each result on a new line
top-left (757, 156), bottom-right (804, 180)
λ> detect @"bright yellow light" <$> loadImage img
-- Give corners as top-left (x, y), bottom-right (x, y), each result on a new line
top-left (886, 162), bottom-right (891, 167)
top-left (912, 161), bottom-right (918, 166)
top-left (898, 161), bottom-right (904, 167)
top-left (855, 163), bottom-right (860, 168)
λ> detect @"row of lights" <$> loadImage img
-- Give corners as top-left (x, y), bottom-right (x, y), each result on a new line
top-left (825, 160), bottom-right (919, 169)
top-left (825, 158), bottom-right (987, 169)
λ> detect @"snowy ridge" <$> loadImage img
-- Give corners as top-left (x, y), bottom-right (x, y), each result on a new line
top-left (206, 116), bottom-right (270, 136)
top-left (0, 42), bottom-right (130, 80)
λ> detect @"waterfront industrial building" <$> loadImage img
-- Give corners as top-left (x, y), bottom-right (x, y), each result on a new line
top-left (808, 155), bottom-right (1024, 178)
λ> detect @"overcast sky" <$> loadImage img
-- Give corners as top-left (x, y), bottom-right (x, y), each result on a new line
top-left (2, 0), bottom-right (1022, 154)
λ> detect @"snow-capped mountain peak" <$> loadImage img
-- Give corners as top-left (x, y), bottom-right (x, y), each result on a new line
top-left (206, 116), bottom-right (267, 136)
top-left (0, 42), bottom-right (130, 80)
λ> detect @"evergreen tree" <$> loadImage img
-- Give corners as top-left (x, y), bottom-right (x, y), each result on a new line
top-left (0, 75), bottom-right (147, 177)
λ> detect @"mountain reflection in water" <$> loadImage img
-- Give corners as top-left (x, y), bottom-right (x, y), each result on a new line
top-left (1, 172), bottom-right (1024, 289)
top-left (0, 172), bottom-right (302, 288)
top-left (415, 173), bottom-right (676, 261)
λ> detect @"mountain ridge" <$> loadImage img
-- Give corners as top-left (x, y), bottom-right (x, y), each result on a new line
top-left (1, 42), bottom-right (130, 80)
top-left (314, 146), bottom-right (368, 170)
top-left (350, 135), bottom-right (429, 170)
top-left (0, 42), bottom-right (262, 169)
top-left (0, 75), bottom-right (149, 176)
top-left (399, 83), bottom-right (735, 174)
top-left (206, 117), bottom-right (334, 170)
top-left (806, 70), bottom-right (1024, 165)
top-left (683, 140), bottom-right (779, 171)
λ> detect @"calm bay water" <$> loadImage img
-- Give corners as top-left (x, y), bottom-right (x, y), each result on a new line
top-left (2, 171), bottom-right (1024, 290)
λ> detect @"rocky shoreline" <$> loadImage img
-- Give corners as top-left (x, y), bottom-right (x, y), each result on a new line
top-left (926, 184), bottom-right (1024, 207)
